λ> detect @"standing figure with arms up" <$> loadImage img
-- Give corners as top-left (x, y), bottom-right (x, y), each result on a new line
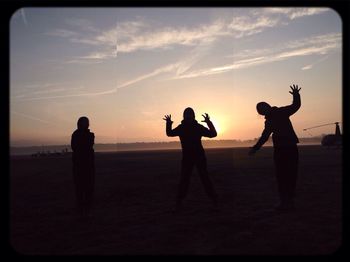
top-left (249, 85), bottom-right (301, 212)
top-left (164, 107), bottom-right (218, 212)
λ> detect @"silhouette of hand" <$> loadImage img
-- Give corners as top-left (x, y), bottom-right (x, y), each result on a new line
top-left (248, 147), bottom-right (257, 156)
top-left (289, 84), bottom-right (301, 95)
top-left (163, 114), bottom-right (173, 124)
top-left (201, 113), bottom-right (211, 123)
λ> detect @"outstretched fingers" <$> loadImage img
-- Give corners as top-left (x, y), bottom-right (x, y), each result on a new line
top-left (163, 114), bottom-right (172, 121)
top-left (201, 113), bottom-right (210, 122)
top-left (289, 84), bottom-right (301, 94)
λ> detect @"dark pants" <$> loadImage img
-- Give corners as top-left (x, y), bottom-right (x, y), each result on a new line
top-left (273, 145), bottom-right (299, 204)
top-left (73, 158), bottom-right (95, 214)
top-left (177, 155), bottom-right (217, 203)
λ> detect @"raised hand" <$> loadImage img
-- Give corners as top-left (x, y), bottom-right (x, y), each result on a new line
top-left (289, 84), bottom-right (301, 95)
top-left (163, 114), bottom-right (173, 124)
top-left (201, 113), bottom-right (211, 123)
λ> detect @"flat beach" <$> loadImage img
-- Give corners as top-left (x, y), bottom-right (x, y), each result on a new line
top-left (10, 145), bottom-right (342, 255)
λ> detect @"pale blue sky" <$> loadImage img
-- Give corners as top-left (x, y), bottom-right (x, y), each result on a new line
top-left (10, 8), bottom-right (342, 146)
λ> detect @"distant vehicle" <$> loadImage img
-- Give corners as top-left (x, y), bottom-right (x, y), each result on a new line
top-left (303, 122), bottom-right (342, 147)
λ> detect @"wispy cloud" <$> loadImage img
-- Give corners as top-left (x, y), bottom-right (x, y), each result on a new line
top-left (65, 59), bottom-right (104, 65)
top-left (301, 54), bottom-right (331, 70)
top-left (42, 8), bottom-right (336, 88)
top-left (65, 18), bottom-right (100, 32)
top-left (13, 82), bottom-right (116, 101)
top-left (12, 111), bottom-right (57, 126)
top-left (46, 10), bottom-right (287, 63)
top-left (301, 64), bottom-right (313, 70)
top-left (173, 33), bottom-right (341, 79)
top-left (263, 7), bottom-right (329, 20)
top-left (115, 37), bottom-right (216, 89)
top-left (47, 8), bottom-right (330, 66)
top-left (104, 31), bottom-right (340, 89)
top-left (228, 15), bottom-right (279, 37)
top-left (51, 8), bottom-right (331, 67)
top-left (46, 29), bottom-right (78, 38)
top-left (117, 63), bottom-right (179, 89)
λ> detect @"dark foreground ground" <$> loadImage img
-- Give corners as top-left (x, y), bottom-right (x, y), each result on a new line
top-left (10, 145), bottom-right (342, 255)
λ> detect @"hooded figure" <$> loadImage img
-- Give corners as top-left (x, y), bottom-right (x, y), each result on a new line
top-left (163, 108), bottom-right (218, 211)
top-left (249, 85), bottom-right (301, 212)
top-left (71, 116), bottom-right (95, 217)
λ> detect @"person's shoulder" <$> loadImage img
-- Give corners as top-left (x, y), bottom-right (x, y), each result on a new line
top-left (72, 129), bottom-right (79, 136)
top-left (269, 107), bottom-right (280, 115)
top-left (196, 122), bottom-right (207, 129)
top-left (265, 107), bottom-right (278, 121)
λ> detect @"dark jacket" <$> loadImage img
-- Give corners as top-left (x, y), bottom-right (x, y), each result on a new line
top-left (166, 119), bottom-right (217, 157)
top-left (253, 93), bottom-right (301, 150)
top-left (71, 129), bottom-right (95, 162)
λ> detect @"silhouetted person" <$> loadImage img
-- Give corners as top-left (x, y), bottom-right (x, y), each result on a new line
top-left (249, 85), bottom-right (301, 212)
top-left (163, 108), bottom-right (218, 212)
top-left (71, 116), bottom-right (95, 217)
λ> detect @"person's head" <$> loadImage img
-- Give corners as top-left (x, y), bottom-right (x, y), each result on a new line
top-left (256, 102), bottom-right (271, 116)
top-left (77, 116), bottom-right (89, 130)
top-left (183, 107), bottom-right (195, 120)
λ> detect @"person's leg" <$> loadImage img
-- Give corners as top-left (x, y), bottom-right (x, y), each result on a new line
top-left (73, 165), bottom-right (85, 215)
top-left (274, 147), bottom-right (298, 211)
top-left (284, 146), bottom-right (299, 206)
top-left (176, 158), bottom-right (194, 210)
top-left (196, 156), bottom-right (218, 204)
top-left (274, 148), bottom-right (289, 208)
top-left (85, 166), bottom-right (95, 215)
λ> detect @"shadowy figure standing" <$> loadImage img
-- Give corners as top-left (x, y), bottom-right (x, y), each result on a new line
top-left (249, 85), bottom-right (301, 212)
top-left (163, 108), bottom-right (218, 212)
top-left (71, 116), bottom-right (95, 217)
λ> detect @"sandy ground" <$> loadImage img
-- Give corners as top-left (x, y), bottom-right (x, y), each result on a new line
top-left (9, 145), bottom-right (342, 255)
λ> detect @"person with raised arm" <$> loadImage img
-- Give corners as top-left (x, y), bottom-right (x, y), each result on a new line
top-left (249, 85), bottom-right (301, 212)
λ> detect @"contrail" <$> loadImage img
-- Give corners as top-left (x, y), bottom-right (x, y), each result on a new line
top-left (117, 63), bottom-right (179, 89)
top-left (21, 9), bottom-right (28, 26)
top-left (12, 111), bottom-right (57, 126)
top-left (15, 88), bottom-right (117, 101)
top-left (301, 54), bottom-right (330, 70)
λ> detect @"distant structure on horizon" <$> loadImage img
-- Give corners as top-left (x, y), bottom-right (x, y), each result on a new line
top-left (10, 137), bottom-right (326, 156)
top-left (31, 148), bottom-right (70, 157)
top-left (303, 122), bottom-right (342, 148)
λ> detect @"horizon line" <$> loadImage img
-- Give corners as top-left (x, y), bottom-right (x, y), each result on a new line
top-left (10, 136), bottom-right (324, 148)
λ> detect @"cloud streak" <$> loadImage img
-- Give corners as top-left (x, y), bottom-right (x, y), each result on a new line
top-left (20, 9), bottom-right (28, 26)
top-left (48, 7), bottom-right (330, 64)
top-left (172, 33), bottom-right (341, 79)
top-left (40, 8), bottom-right (337, 90)
top-left (96, 32), bottom-right (340, 90)
top-left (14, 87), bottom-right (117, 101)
top-left (12, 111), bottom-right (57, 126)
top-left (117, 63), bottom-right (179, 89)
top-left (264, 8), bottom-right (329, 20)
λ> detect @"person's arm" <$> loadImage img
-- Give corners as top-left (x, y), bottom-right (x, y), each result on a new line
top-left (281, 84), bottom-right (301, 116)
top-left (201, 113), bottom-right (217, 138)
top-left (249, 120), bottom-right (272, 155)
top-left (71, 133), bottom-right (77, 152)
top-left (89, 132), bottom-right (95, 147)
top-left (163, 114), bottom-right (179, 137)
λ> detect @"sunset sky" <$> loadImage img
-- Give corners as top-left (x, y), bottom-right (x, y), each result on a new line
top-left (10, 7), bottom-right (342, 146)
